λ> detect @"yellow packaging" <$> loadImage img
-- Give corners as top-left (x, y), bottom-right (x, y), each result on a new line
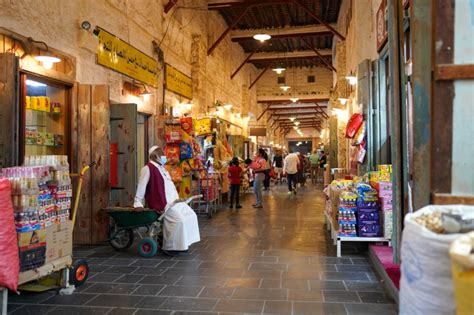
top-left (377, 164), bottom-right (392, 173)
top-left (30, 96), bottom-right (39, 110)
top-left (37, 96), bottom-right (46, 112)
top-left (44, 97), bottom-right (51, 112)
top-left (25, 96), bottom-right (31, 109)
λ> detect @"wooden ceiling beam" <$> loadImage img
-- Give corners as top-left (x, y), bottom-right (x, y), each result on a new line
top-left (231, 44), bottom-right (262, 79)
top-left (249, 65), bottom-right (270, 89)
top-left (208, 6), bottom-right (250, 55)
top-left (292, 0), bottom-right (345, 41)
top-left (300, 36), bottom-right (337, 72)
top-left (208, 0), bottom-right (293, 10)
top-left (258, 98), bottom-right (329, 104)
top-left (230, 24), bottom-right (335, 42)
top-left (249, 49), bottom-right (331, 61)
top-left (164, 0), bottom-right (178, 13)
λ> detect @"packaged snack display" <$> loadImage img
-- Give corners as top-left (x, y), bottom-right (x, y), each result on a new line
top-left (180, 117), bottom-right (194, 136)
top-left (164, 145), bottom-right (181, 165)
top-left (179, 142), bottom-right (193, 161)
top-left (352, 121), bottom-right (366, 146)
top-left (358, 208), bottom-right (380, 224)
top-left (358, 224), bottom-right (381, 237)
top-left (194, 117), bottom-right (212, 136)
top-left (0, 179), bottom-right (20, 291)
top-left (165, 122), bottom-right (182, 144)
top-left (345, 113), bottom-right (363, 138)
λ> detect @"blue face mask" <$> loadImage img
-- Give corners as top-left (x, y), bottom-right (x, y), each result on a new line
top-left (160, 156), bottom-right (168, 165)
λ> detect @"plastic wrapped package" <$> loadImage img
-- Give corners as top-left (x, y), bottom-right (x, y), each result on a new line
top-left (164, 145), bottom-right (181, 165)
top-left (165, 122), bottom-right (182, 144)
top-left (180, 117), bottom-right (194, 136)
top-left (194, 118), bottom-right (212, 136)
top-left (345, 114), bottom-right (363, 138)
top-left (400, 205), bottom-right (474, 315)
top-left (0, 178), bottom-right (20, 291)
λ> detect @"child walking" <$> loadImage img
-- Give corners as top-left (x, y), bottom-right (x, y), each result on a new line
top-left (228, 157), bottom-right (242, 209)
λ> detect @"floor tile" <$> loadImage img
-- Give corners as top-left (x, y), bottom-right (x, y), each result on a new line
top-left (139, 275), bottom-right (181, 285)
top-left (131, 284), bottom-right (166, 296)
top-left (114, 274), bottom-right (146, 284)
top-left (84, 283), bottom-right (139, 294)
top-left (47, 306), bottom-right (111, 314)
top-left (198, 287), bottom-right (235, 299)
top-left (263, 300), bottom-right (293, 314)
top-left (176, 276), bottom-right (226, 287)
top-left (345, 303), bottom-right (398, 315)
top-left (336, 264), bottom-right (374, 272)
top-left (308, 280), bottom-right (346, 291)
top-left (108, 308), bottom-right (138, 315)
top-left (323, 291), bottom-right (360, 303)
top-left (260, 279), bottom-right (282, 289)
top-left (86, 294), bottom-right (143, 307)
top-left (293, 302), bottom-right (347, 315)
top-left (344, 281), bottom-right (383, 291)
top-left (136, 296), bottom-right (168, 309)
top-left (232, 288), bottom-right (287, 300)
top-left (224, 278), bottom-right (261, 288)
top-left (159, 297), bottom-right (217, 311)
top-left (288, 289), bottom-right (323, 301)
top-left (213, 299), bottom-right (264, 313)
top-left (158, 285), bottom-right (203, 297)
top-left (358, 292), bottom-right (395, 304)
top-left (320, 272), bottom-right (369, 281)
top-left (42, 293), bottom-right (96, 306)
top-left (282, 279), bottom-right (309, 290)
top-left (9, 305), bottom-right (56, 315)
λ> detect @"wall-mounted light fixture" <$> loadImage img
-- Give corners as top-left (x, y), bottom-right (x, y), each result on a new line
top-left (338, 97), bottom-right (348, 105)
top-left (224, 103), bottom-right (233, 110)
top-left (34, 55), bottom-right (61, 70)
top-left (345, 73), bottom-right (357, 86)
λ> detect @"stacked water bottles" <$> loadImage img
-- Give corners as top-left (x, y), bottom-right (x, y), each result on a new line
top-left (337, 191), bottom-right (358, 237)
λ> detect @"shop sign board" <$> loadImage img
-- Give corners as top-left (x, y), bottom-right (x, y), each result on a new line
top-left (250, 127), bottom-right (267, 137)
top-left (95, 27), bottom-right (159, 88)
top-left (165, 64), bottom-right (193, 99)
top-left (376, 0), bottom-right (388, 52)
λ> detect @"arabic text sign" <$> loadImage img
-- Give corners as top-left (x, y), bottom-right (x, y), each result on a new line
top-left (96, 28), bottom-right (159, 87)
top-left (165, 64), bottom-right (193, 99)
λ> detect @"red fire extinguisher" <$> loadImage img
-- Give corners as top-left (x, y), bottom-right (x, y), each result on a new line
top-left (109, 143), bottom-right (118, 187)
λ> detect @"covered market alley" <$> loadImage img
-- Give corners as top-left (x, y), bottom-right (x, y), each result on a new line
top-left (0, 0), bottom-right (473, 315)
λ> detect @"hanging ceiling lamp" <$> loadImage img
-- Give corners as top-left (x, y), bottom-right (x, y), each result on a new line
top-left (294, 121), bottom-right (300, 126)
top-left (290, 97), bottom-right (299, 103)
top-left (289, 117), bottom-right (296, 121)
top-left (280, 85), bottom-right (290, 91)
top-left (253, 34), bottom-right (271, 42)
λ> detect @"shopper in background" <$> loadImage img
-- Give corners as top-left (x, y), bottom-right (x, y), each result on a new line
top-left (273, 151), bottom-right (283, 184)
top-left (309, 149), bottom-right (319, 184)
top-left (134, 146), bottom-right (200, 255)
top-left (283, 150), bottom-right (300, 195)
top-left (296, 152), bottom-right (305, 187)
top-left (228, 157), bottom-right (242, 209)
top-left (318, 150), bottom-right (327, 183)
top-left (262, 149), bottom-right (271, 191)
top-left (246, 149), bottom-right (267, 208)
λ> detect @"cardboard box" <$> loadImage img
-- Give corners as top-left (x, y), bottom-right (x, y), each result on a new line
top-left (18, 228), bottom-right (47, 271)
top-left (46, 221), bottom-right (73, 263)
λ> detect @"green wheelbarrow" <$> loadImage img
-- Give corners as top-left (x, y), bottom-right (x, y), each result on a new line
top-left (104, 195), bottom-right (202, 258)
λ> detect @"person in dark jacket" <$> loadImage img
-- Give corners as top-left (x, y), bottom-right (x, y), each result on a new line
top-left (228, 157), bottom-right (242, 209)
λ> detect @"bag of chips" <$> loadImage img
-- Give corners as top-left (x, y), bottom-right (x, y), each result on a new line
top-left (165, 165), bottom-right (183, 183)
top-left (180, 117), bottom-right (194, 136)
top-left (164, 145), bottom-right (180, 165)
top-left (165, 122), bottom-right (182, 144)
top-left (352, 121), bottom-right (366, 146)
top-left (194, 118), bottom-right (212, 136)
top-left (179, 142), bottom-right (193, 161)
top-left (346, 113), bottom-right (363, 139)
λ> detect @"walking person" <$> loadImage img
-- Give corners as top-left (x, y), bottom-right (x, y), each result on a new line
top-left (309, 149), bottom-right (319, 184)
top-left (283, 150), bottom-right (300, 194)
top-left (262, 149), bottom-right (271, 190)
top-left (273, 151), bottom-right (283, 184)
top-left (246, 148), bottom-right (268, 208)
top-left (318, 150), bottom-right (327, 183)
top-left (228, 157), bottom-right (242, 209)
top-left (297, 152), bottom-right (305, 187)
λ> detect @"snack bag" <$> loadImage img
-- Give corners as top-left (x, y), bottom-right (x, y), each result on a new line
top-left (194, 118), bottom-right (212, 136)
top-left (352, 121), bottom-right (366, 146)
top-left (179, 142), bottom-right (193, 161)
top-left (164, 145), bottom-right (180, 165)
top-left (346, 113), bottom-right (363, 138)
top-left (165, 122), bottom-right (182, 144)
top-left (180, 117), bottom-right (194, 136)
top-left (165, 165), bottom-right (183, 183)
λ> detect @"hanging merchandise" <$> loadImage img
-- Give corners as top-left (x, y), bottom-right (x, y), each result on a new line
top-left (191, 137), bottom-right (202, 156)
top-left (356, 144), bottom-right (367, 164)
top-left (345, 113), bottom-right (364, 138)
top-left (164, 145), bottom-right (181, 165)
top-left (165, 164), bottom-right (183, 183)
top-left (352, 121), bottom-right (366, 146)
top-left (179, 142), bottom-right (193, 161)
top-left (0, 179), bottom-right (20, 292)
top-left (180, 117), bottom-right (194, 136)
top-left (165, 121), bottom-right (183, 144)
top-left (194, 117), bottom-right (212, 136)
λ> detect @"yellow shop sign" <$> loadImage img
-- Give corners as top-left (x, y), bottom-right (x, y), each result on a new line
top-left (165, 64), bottom-right (193, 99)
top-left (96, 27), bottom-right (159, 87)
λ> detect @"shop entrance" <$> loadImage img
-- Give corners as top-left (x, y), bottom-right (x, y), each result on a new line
top-left (288, 140), bottom-right (312, 155)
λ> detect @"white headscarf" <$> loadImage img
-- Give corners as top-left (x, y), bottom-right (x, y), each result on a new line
top-left (148, 145), bottom-right (160, 157)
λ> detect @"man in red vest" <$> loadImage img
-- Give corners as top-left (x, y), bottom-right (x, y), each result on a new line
top-left (134, 146), bottom-right (200, 255)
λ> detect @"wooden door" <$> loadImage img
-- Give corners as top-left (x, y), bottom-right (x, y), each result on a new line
top-left (71, 84), bottom-right (110, 244)
top-left (0, 53), bottom-right (20, 167)
top-left (110, 103), bottom-right (137, 207)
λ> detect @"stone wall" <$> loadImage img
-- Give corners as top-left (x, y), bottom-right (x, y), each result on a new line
top-left (0, 0), bottom-right (257, 125)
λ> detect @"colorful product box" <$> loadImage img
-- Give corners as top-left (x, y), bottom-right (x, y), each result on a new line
top-left (357, 208), bottom-right (380, 224)
top-left (380, 197), bottom-right (393, 211)
top-left (383, 210), bottom-right (393, 239)
top-left (358, 223), bottom-right (382, 237)
top-left (17, 228), bottom-right (47, 271)
top-left (377, 164), bottom-right (392, 173)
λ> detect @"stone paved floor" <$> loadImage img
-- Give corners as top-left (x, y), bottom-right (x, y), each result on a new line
top-left (8, 184), bottom-right (397, 315)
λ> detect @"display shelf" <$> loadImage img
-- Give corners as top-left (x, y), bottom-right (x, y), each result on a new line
top-left (26, 108), bottom-right (62, 116)
top-left (324, 210), bottom-right (391, 257)
top-left (26, 143), bottom-right (62, 148)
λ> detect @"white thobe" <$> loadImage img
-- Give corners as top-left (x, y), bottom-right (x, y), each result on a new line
top-left (134, 161), bottom-right (200, 251)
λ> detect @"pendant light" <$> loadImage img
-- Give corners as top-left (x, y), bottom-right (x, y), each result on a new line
top-left (253, 34), bottom-right (271, 42)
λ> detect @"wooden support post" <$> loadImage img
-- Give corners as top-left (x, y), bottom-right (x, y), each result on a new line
top-left (257, 105), bottom-right (269, 121)
top-left (164, 0), bottom-right (178, 14)
top-left (231, 45), bottom-right (261, 79)
top-left (300, 37), bottom-right (337, 72)
top-left (208, 6), bottom-right (250, 56)
top-left (292, 0), bottom-right (345, 40)
top-left (249, 66), bottom-right (269, 90)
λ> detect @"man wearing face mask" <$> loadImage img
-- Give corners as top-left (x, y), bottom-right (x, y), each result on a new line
top-left (134, 145), bottom-right (200, 255)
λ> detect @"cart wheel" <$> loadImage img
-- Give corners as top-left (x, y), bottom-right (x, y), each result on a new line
top-left (138, 237), bottom-right (158, 258)
top-left (109, 228), bottom-right (134, 251)
top-left (69, 259), bottom-right (89, 287)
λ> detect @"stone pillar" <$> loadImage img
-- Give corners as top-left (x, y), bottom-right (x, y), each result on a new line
top-left (191, 34), bottom-right (208, 114)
